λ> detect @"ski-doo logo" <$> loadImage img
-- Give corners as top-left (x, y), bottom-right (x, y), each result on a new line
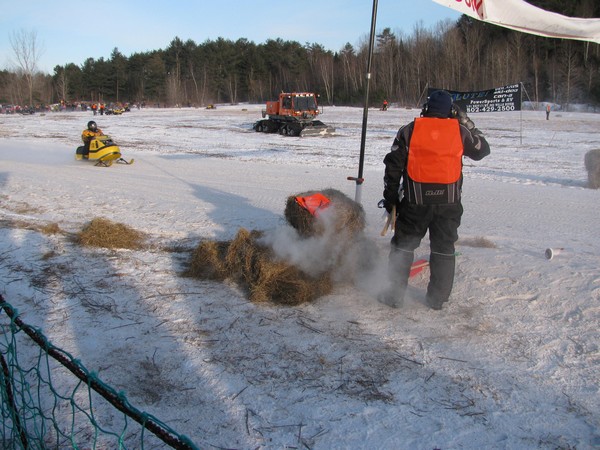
top-left (425, 190), bottom-right (445, 196)
top-left (455, 0), bottom-right (484, 18)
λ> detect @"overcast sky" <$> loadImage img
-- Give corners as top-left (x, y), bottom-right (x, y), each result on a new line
top-left (0, 0), bottom-right (461, 74)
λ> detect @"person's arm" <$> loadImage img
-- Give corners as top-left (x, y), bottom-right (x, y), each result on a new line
top-left (460, 124), bottom-right (490, 161)
top-left (452, 105), bottom-right (490, 161)
top-left (382, 124), bottom-right (411, 210)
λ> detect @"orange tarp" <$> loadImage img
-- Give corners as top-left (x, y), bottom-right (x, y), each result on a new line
top-left (295, 193), bottom-right (331, 217)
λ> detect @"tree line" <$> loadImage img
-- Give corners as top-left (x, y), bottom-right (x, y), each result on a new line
top-left (2, 0), bottom-right (599, 111)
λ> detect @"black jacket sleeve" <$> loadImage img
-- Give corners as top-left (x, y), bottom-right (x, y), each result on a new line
top-left (460, 125), bottom-right (490, 161)
top-left (383, 123), bottom-right (412, 202)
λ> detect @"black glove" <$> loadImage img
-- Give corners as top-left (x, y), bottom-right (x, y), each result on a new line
top-left (381, 188), bottom-right (400, 214)
top-left (471, 127), bottom-right (483, 137)
top-left (452, 104), bottom-right (475, 130)
top-left (378, 199), bottom-right (394, 214)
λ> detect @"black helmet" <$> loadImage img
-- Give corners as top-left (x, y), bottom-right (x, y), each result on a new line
top-left (423, 90), bottom-right (453, 118)
top-left (87, 121), bottom-right (97, 131)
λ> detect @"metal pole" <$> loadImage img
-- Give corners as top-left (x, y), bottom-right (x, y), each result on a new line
top-left (520, 81), bottom-right (523, 146)
top-left (349, 0), bottom-right (378, 204)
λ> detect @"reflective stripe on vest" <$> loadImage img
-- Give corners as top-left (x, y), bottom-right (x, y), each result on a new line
top-left (407, 118), bottom-right (463, 184)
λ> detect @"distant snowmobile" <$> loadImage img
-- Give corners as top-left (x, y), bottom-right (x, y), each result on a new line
top-left (75, 135), bottom-right (133, 167)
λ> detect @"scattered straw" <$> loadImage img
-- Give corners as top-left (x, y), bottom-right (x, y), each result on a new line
top-left (0, 219), bottom-right (63, 235)
top-left (40, 223), bottom-right (61, 235)
top-left (76, 217), bottom-right (146, 250)
top-left (225, 228), bottom-right (264, 285)
top-left (457, 236), bottom-right (497, 249)
top-left (187, 240), bottom-right (229, 280)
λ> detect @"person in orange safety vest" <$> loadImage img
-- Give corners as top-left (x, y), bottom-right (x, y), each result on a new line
top-left (378, 90), bottom-right (490, 310)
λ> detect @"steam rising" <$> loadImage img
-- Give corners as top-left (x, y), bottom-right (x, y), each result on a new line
top-left (259, 206), bottom-right (390, 297)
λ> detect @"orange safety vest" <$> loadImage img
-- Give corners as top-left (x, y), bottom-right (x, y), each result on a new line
top-left (405, 117), bottom-right (464, 204)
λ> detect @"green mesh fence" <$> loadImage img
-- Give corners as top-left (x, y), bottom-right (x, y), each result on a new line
top-left (0, 295), bottom-right (199, 449)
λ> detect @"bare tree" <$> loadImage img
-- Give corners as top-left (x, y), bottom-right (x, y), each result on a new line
top-left (339, 43), bottom-right (359, 99)
top-left (55, 66), bottom-right (68, 102)
top-left (558, 40), bottom-right (581, 110)
top-left (508, 32), bottom-right (526, 84)
top-left (306, 44), bottom-right (335, 104)
top-left (9, 29), bottom-right (45, 106)
top-left (460, 21), bottom-right (484, 89)
top-left (376, 28), bottom-right (397, 100)
top-left (531, 41), bottom-right (541, 103)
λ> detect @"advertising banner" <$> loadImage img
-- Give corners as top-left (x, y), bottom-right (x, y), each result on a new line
top-left (428, 84), bottom-right (522, 113)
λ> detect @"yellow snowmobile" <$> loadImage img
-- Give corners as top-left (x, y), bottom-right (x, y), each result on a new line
top-left (75, 135), bottom-right (133, 167)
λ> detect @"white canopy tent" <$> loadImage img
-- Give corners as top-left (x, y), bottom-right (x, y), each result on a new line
top-left (432, 0), bottom-right (600, 43)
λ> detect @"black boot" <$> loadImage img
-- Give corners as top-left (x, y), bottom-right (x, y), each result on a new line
top-left (378, 249), bottom-right (414, 308)
top-left (426, 252), bottom-right (455, 310)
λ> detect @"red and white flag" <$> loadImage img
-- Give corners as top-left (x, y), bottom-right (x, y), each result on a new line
top-left (432, 0), bottom-right (600, 43)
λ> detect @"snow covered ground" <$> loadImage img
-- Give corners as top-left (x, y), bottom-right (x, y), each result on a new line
top-left (0, 104), bottom-right (599, 449)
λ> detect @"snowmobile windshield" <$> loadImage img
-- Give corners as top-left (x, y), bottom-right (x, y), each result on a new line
top-left (293, 96), bottom-right (317, 112)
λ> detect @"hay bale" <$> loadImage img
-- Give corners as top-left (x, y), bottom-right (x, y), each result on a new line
top-left (285, 188), bottom-right (365, 237)
top-left (188, 227), bottom-right (333, 305)
top-left (250, 263), bottom-right (332, 305)
top-left (76, 217), bottom-right (145, 250)
top-left (249, 258), bottom-right (304, 304)
top-left (284, 195), bottom-right (316, 237)
top-left (584, 149), bottom-right (600, 189)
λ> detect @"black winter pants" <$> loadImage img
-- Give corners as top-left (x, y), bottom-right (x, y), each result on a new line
top-left (391, 199), bottom-right (462, 254)
top-left (389, 199), bottom-right (463, 307)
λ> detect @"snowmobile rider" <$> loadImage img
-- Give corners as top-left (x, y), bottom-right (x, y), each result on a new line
top-left (81, 121), bottom-right (103, 153)
top-left (379, 90), bottom-right (490, 310)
